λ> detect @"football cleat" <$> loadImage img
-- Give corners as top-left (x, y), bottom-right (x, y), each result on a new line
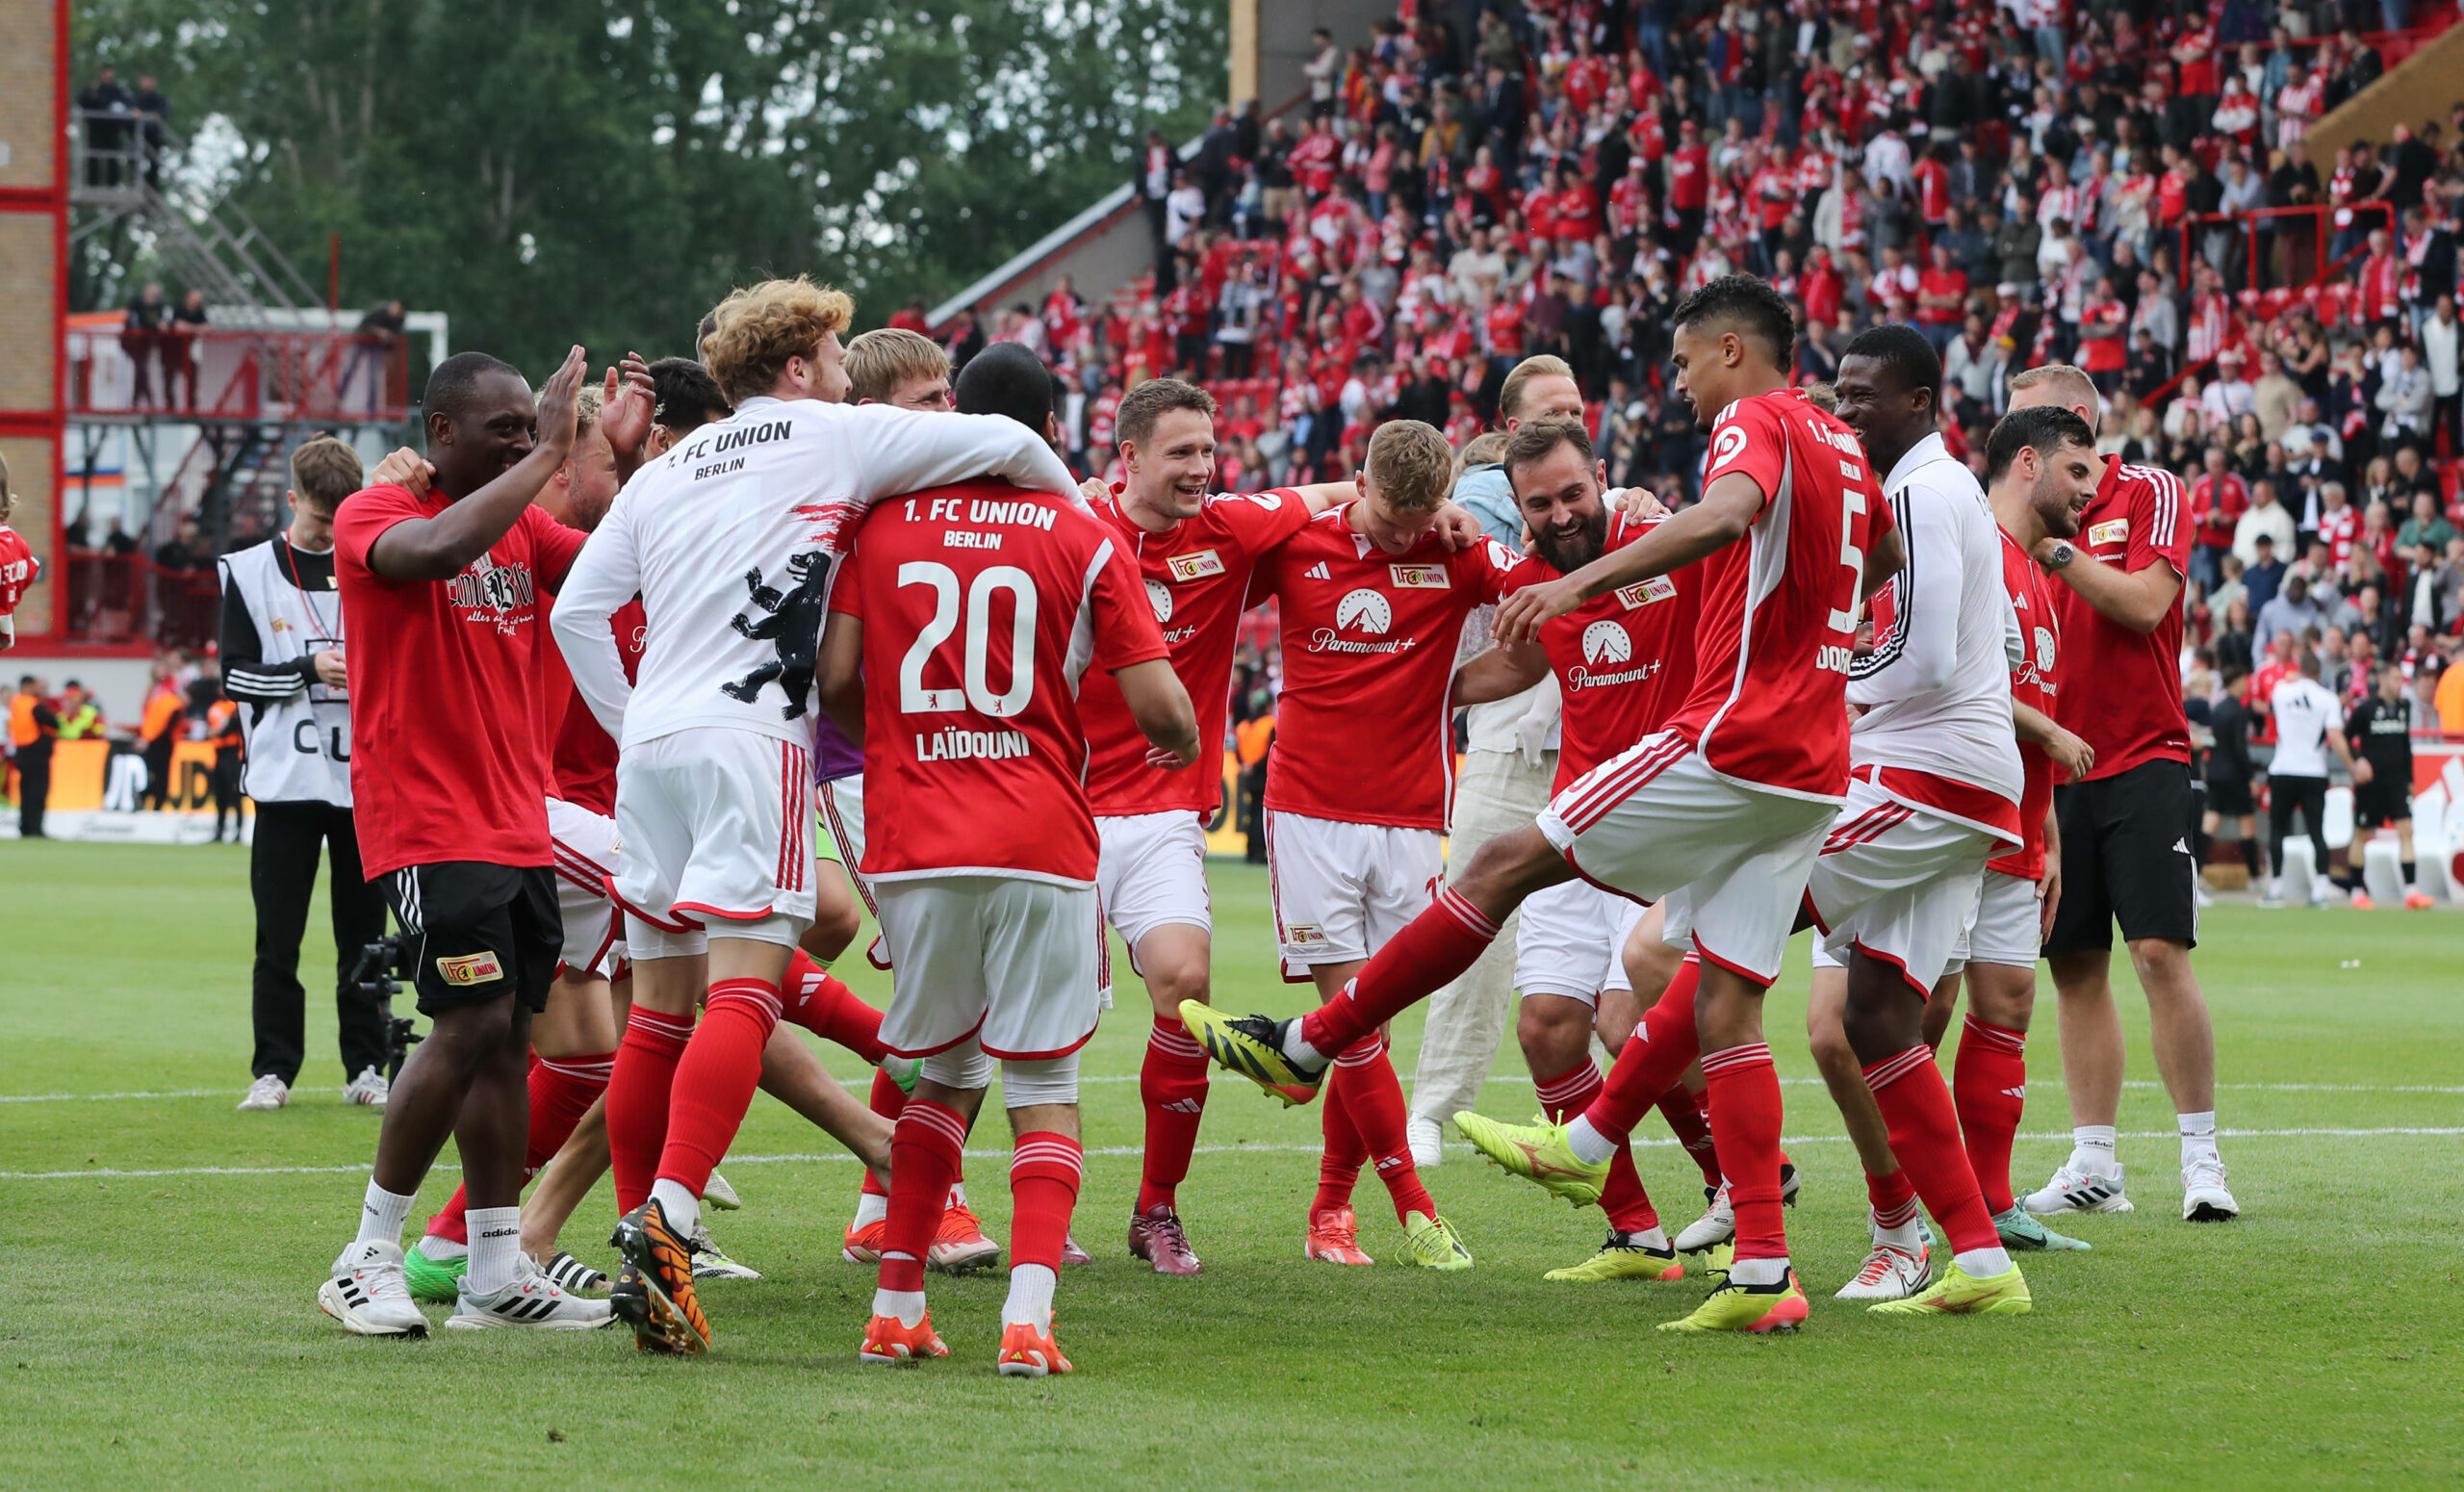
top-left (446, 1256), bottom-right (615, 1329)
top-left (1544, 1229), bottom-right (1685, 1283)
top-left (702, 1172), bottom-right (742, 1211)
top-left (401, 1238), bottom-right (467, 1304)
top-left (2348, 890), bottom-right (2377, 911)
top-left (842, 1217), bottom-right (886, 1263)
top-left (928, 1200), bottom-right (1002, 1273)
top-left (1178, 1000), bottom-right (1324, 1103)
top-left (610, 1197), bottom-right (709, 1355)
top-left (1835, 1243), bottom-right (1931, 1300)
top-left (317, 1241), bottom-right (428, 1338)
top-left (1400, 1211), bottom-right (1474, 1271)
top-left (1993, 1206), bottom-right (2091, 1251)
top-left (1656, 1272), bottom-right (1810, 1334)
top-left (536, 1249), bottom-right (609, 1293)
top-left (1452, 1111), bottom-right (1610, 1205)
top-left (237, 1074), bottom-right (290, 1112)
top-left (1867, 1260), bottom-right (2032, 1316)
top-left (879, 1054), bottom-right (924, 1094)
top-left (1061, 1234), bottom-right (1093, 1266)
top-left (1675, 1183), bottom-right (1734, 1252)
top-left (2181, 1158), bottom-right (2240, 1222)
top-left (1127, 1204), bottom-right (1202, 1275)
top-left (996, 1319), bottom-right (1073, 1377)
top-left (1407, 1114), bottom-right (1445, 1168)
top-left (688, 1223), bottom-right (761, 1280)
top-left (342, 1067), bottom-right (390, 1108)
top-left (2405, 889), bottom-right (2437, 911)
top-left (1304, 1206), bottom-right (1374, 1266)
top-left (860, 1311), bottom-right (949, 1365)
top-left (2024, 1162), bottom-right (2135, 1216)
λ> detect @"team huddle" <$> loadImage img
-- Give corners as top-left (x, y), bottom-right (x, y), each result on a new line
top-left (313, 270), bottom-right (2237, 1368)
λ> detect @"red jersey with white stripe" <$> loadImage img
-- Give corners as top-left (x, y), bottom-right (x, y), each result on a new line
top-left (1502, 513), bottom-right (1702, 791)
top-left (2052, 457), bottom-right (2191, 780)
top-left (1079, 488), bottom-right (1311, 816)
top-left (536, 590), bottom-right (647, 816)
top-left (1668, 386), bottom-right (1893, 803)
top-left (829, 480), bottom-right (1169, 887)
top-left (1255, 504), bottom-right (1519, 830)
top-left (1991, 529), bottom-right (2062, 882)
top-left (0, 525), bottom-right (38, 622)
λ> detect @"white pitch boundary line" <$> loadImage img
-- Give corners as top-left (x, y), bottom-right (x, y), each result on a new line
top-left (6, 1126), bottom-right (2459, 1181)
top-left (8, 1075), bottom-right (2463, 1105)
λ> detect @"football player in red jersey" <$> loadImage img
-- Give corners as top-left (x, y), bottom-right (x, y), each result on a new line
top-left (2005, 365), bottom-right (2237, 1225)
top-left (1182, 276), bottom-right (1902, 1333)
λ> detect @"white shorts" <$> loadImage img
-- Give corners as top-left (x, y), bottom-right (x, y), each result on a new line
top-left (1097, 810), bottom-right (1213, 949)
top-left (1515, 879), bottom-right (1649, 1005)
top-left (819, 774), bottom-right (893, 970)
top-left (1266, 810), bottom-right (1442, 980)
top-left (1538, 733), bottom-right (1836, 987)
top-left (547, 796), bottom-right (625, 978)
top-left (1945, 868), bottom-right (2042, 972)
top-left (1804, 777), bottom-right (1997, 997)
top-left (872, 875), bottom-right (1105, 1060)
top-left (613, 729), bottom-right (814, 951)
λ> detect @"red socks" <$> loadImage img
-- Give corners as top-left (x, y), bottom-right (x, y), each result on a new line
top-left (1866, 1165), bottom-right (1921, 1233)
top-left (1009, 1132), bottom-right (1085, 1272)
top-left (1299, 887), bottom-right (1501, 1055)
top-left (1583, 955), bottom-right (1701, 1145)
top-left (1314, 1074), bottom-right (1366, 1216)
top-left (780, 950), bottom-right (888, 1064)
top-left (1330, 1033), bottom-right (1437, 1224)
top-left (607, 1006), bottom-right (694, 1214)
top-left (880, 1100), bottom-right (967, 1293)
top-left (1953, 1016), bottom-right (2028, 1216)
top-left (654, 978), bottom-right (782, 1197)
top-left (859, 1068), bottom-right (907, 1201)
top-left (426, 1048), bottom-right (615, 1242)
top-left (1138, 1016), bottom-right (1210, 1213)
top-left (1701, 1042), bottom-right (1788, 1262)
top-left (1657, 1084), bottom-right (1722, 1187)
top-left (1861, 1045), bottom-right (2002, 1257)
top-left (1537, 1061), bottom-right (1656, 1233)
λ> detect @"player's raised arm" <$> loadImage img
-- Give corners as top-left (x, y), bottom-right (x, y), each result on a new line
top-left (1452, 638), bottom-right (1552, 704)
top-left (549, 489), bottom-right (642, 740)
top-left (367, 347), bottom-right (586, 581)
top-left (844, 402), bottom-right (1083, 506)
top-left (1496, 474), bottom-right (1759, 642)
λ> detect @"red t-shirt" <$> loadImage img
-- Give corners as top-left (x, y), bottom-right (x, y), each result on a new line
top-left (1672, 387), bottom-right (1893, 801)
top-left (2080, 297), bottom-right (2128, 372)
top-left (1917, 267), bottom-right (1968, 325)
top-left (2189, 471), bottom-right (2247, 545)
top-left (2052, 458), bottom-right (2192, 779)
top-left (828, 480), bottom-right (1168, 886)
top-left (1079, 488), bottom-right (1313, 816)
top-left (1668, 145), bottom-right (1709, 210)
top-left (1502, 514), bottom-right (1703, 790)
top-left (538, 590), bottom-right (646, 815)
top-left (1255, 505), bottom-right (1519, 829)
top-left (0, 525), bottom-right (38, 621)
top-left (1990, 530), bottom-right (2062, 882)
top-left (1485, 297), bottom-right (1526, 359)
top-left (333, 485), bottom-right (585, 876)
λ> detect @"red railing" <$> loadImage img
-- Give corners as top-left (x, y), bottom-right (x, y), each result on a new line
top-left (59, 553), bottom-right (223, 651)
top-left (64, 323), bottom-right (410, 424)
top-left (2138, 201), bottom-right (2399, 410)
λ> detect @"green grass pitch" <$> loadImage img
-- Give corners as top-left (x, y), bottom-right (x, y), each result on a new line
top-left (3, 840), bottom-right (2459, 1488)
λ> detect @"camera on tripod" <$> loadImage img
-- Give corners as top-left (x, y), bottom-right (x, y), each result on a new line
top-left (348, 934), bottom-right (425, 1082)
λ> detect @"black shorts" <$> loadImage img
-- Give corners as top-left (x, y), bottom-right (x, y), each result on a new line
top-left (2353, 772), bottom-right (2412, 829)
top-left (2206, 775), bottom-right (2255, 817)
top-left (2045, 759), bottom-right (2200, 955)
top-left (380, 862), bottom-right (562, 1016)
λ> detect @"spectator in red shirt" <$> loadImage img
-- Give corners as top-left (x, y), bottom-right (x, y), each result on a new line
top-left (1914, 242), bottom-right (1968, 350)
top-left (2190, 444), bottom-right (2249, 591)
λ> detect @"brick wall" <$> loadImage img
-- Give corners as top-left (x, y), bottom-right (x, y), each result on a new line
top-left (0, 2), bottom-right (56, 193)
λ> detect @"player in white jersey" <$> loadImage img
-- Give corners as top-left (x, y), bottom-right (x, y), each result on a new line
top-left (552, 277), bottom-right (1082, 1355)
top-left (1810, 325), bottom-right (2032, 1315)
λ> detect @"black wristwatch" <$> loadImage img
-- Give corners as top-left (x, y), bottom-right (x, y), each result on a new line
top-left (2043, 541), bottom-right (2075, 572)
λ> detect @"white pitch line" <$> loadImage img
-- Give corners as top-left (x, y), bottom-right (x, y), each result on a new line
top-left (6, 1127), bottom-right (2459, 1181)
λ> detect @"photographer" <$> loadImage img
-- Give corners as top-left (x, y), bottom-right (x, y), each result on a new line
top-left (219, 435), bottom-right (390, 1112)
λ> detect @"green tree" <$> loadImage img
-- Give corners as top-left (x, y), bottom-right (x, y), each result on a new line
top-left (72, 0), bottom-right (1225, 374)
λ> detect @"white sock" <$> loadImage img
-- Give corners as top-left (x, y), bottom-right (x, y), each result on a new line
top-left (1728, 1255), bottom-right (1789, 1287)
top-left (418, 1235), bottom-right (468, 1260)
top-left (2178, 1111), bottom-right (2220, 1166)
top-left (1622, 1224), bottom-right (1670, 1251)
top-left (651, 1178), bottom-right (702, 1238)
top-left (872, 1286), bottom-right (927, 1327)
top-left (1953, 1246), bottom-right (2015, 1278)
top-left (353, 1180), bottom-right (416, 1250)
top-left (1002, 1263), bottom-right (1058, 1328)
top-left (1565, 1115), bottom-right (1617, 1167)
top-left (2069, 1124), bottom-right (2119, 1174)
top-left (1874, 1213), bottom-right (1925, 1254)
top-left (948, 1181), bottom-right (968, 1208)
top-left (852, 1192), bottom-right (889, 1228)
top-left (1281, 1021), bottom-right (1327, 1068)
top-left (466, 1206), bottom-right (523, 1294)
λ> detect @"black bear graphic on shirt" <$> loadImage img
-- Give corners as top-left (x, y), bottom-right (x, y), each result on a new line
top-left (722, 549), bottom-right (829, 719)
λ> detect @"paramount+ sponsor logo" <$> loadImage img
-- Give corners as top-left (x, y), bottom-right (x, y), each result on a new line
top-left (1565, 619), bottom-right (1663, 689)
top-left (1310, 588), bottom-right (1419, 656)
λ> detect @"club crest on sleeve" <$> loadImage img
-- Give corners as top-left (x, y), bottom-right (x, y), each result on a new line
top-left (2088, 519), bottom-right (2129, 548)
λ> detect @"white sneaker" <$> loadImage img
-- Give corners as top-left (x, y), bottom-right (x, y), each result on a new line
top-left (343, 1068), bottom-right (390, 1108)
top-left (237, 1075), bottom-right (290, 1112)
top-left (317, 1241), bottom-right (428, 1337)
top-left (1834, 1242), bottom-right (1931, 1300)
top-left (446, 1255), bottom-right (615, 1329)
top-left (2181, 1157), bottom-right (2240, 1222)
top-left (1406, 1115), bottom-right (1445, 1169)
top-left (2257, 881), bottom-right (2286, 909)
top-left (703, 1171), bottom-right (742, 1210)
top-left (2023, 1161), bottom-right (2135, 1215)
top-left (1675, 1182), bottom-right (1735, 1252)
top-left (687, 1222), bottom-right (762, 1280)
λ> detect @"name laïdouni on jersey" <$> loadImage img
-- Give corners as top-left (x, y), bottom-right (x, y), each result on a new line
top-left (914, 725), bottom-right (1033, 761)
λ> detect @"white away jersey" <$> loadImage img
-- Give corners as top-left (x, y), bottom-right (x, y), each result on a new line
top-left (2267, 676), bottom-right (2344, 778)
top-left (552, 396), bottom-right (1080, 750)
top-left (1846, 432), bottom-right (2024, 843)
